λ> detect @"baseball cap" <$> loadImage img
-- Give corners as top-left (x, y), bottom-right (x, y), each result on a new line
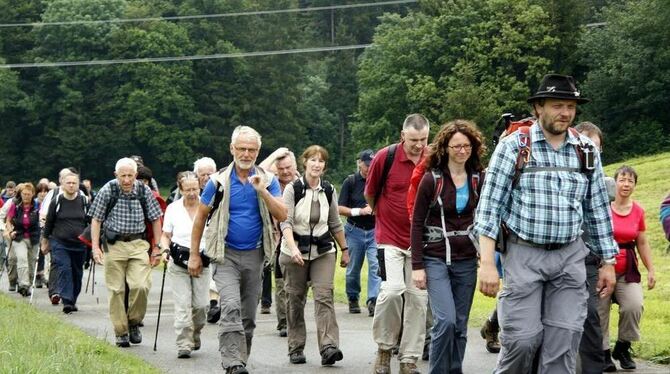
top-left (358, 149), bottom-right (375, 166)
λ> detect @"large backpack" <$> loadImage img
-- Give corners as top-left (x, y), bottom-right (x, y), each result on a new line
top-left (372, 143), bottom-right (398, 208)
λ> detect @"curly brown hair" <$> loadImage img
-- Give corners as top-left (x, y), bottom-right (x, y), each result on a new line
top-left (425, 119), bottom-right (486, 172)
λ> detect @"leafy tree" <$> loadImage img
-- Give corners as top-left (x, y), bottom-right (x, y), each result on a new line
top-left (579, 0), bottom-right (670, 163)
top-left (353, 0), bottom-right (559, 151)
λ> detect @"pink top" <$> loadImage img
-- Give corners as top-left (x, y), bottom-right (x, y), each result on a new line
top-left (6, 202), bottom-right (34, 239)
top-left (611, 201), bottom-right (645, 274)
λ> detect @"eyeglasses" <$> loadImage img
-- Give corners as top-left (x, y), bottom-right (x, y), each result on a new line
top-left (448, 144), bottom-right (472, 152)
top-left (234, 146), bottom-right (259, 155)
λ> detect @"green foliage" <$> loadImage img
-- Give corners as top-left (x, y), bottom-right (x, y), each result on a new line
top-left (580, 0), bottom-right (670, 164)
top-left (353, 0), bottom-right (559, 151)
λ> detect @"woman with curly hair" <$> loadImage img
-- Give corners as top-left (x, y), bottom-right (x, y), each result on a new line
top-left (410, 119), bottom-right (486, 373)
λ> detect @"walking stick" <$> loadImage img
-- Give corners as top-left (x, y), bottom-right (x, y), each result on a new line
top-left (91, 261), bottom-right (95, 295)
top-left (0, 240), bottom-right (12, 284)
top-left (85, 260), bottom-right (93, 294)
top-left (29, 256), bottom-right (39, 305)
top-left (153, 260), bottom-right (167, 351)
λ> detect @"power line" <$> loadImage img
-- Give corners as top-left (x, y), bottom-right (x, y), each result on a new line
top-left (0, 44), bottom-right (373, 69)
top-left (0, 0), bottom-right (418, 28)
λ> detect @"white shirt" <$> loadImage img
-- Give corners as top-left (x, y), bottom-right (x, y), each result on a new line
top-left (163, 198), bottom-right (203, 250)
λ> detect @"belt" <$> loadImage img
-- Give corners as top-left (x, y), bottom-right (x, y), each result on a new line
top-left (507, 232), bottom-right (566, 251)
top-left (117, 233), bottom-right (144, 242)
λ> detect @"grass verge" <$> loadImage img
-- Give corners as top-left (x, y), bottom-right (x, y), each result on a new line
top-left (0, 293), bottom-right (160, 374)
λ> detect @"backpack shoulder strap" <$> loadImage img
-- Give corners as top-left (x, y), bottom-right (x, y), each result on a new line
top-left (374, 143), bottom-right (397, 205)
top-left (104, 182), bottom-right (121, 220)
top-left (321, 180), bottom-right (334, 206)
top-left (471, 171), bottom-right (481, 201)
top-left (137, 181), bottom-right (150, 220)
top-left (292, 178), bottom-right (306, 207)
top-left (429, 169), bottom-right (444, 209)
top-left (513, 126), bottom-right (532, 187)
top-left (206, 170), bottom-right (227, 223)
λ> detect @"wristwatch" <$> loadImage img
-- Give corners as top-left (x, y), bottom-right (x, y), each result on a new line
top-left (602, 257), bottom-right (616, 265)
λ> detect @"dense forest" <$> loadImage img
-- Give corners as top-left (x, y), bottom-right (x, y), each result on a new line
top-left (0, 0), bottom-right (668, 186)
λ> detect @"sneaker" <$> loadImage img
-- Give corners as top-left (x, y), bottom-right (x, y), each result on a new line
top-left (367, 299), bottom-right (376, 317)
top-left (480, 318), bottom-right (501, 353)
top-left (612, 340), bottom-right (636, 370)
top-left (603, 349), bottom-right (617, 372)
top-left (321, 346), bottom-right (343, 366)
top-left (374, 348), bottom-right (392, 374)
top-left (226, 364), bottom-right (249, 374)
top-left (348, 300), bottom-right (361, 314)
top-left (279, 328), bottom-right (287, 337)
top-left (129, 325), bottom-right (142, 344)
top-left (116, 334), bottom-right (130, 348)
top-left (207, 302), bottom-right (221, 324)
top-left (260, 304), bottom-right (271, 314)
top-left (50, 294), bottom-right (61, 305)
top-left (289, 351), bottom-right (306, 364)
top-left (177, 350), bottom-right (191, 359)
top-left (63, 304), bottom-right (76, 314)
top-left (399, 362), bottom-right (420, 374)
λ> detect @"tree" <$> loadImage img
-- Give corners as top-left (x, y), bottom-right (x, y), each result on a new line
top-left (352, 0), bottom-right (559, 151)
top-left (579, 0), bottom-right (670, 162)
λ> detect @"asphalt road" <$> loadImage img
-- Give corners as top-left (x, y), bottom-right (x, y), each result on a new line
top-left (3, 265), bottom-right (668, 373)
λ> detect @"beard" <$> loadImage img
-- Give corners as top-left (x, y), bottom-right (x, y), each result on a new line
top-left (540, 115), bottom-right (572, 136)
top-left (235, 158), bottom-right (254, 170)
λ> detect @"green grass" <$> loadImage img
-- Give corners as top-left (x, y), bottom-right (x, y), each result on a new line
top-left (333, 151), bottom-right (670, 364)
top-left (0, 294), bottom-right (160, 374)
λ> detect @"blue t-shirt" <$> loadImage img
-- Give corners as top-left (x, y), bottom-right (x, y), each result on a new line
top-left (455, 183), bottom-right (469, 214)
top-left (201, 167), bottom-right (281, 250)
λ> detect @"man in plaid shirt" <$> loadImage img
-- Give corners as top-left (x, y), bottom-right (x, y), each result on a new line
top-left (90, 157), bottom-right (163, 348)
top-left (475, 74), bottom-right (618, 374)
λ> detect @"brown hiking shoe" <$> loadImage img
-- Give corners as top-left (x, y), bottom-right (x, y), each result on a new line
top-left (399, 362), bottom-right (420, 374)
top-left (480, 319), bottom-right (501, 353)
top-left (373, 348), bottom-right (392, 374)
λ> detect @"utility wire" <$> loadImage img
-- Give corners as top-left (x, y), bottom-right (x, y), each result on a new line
top-left (0, 0), bottom-right (417, 28)
top-left (0, 44), bottom-right (374, 69)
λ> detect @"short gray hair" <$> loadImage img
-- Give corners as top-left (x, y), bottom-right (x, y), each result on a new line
top-left (193, 157), bottom-right (217, 173)
top-left (402, 113), bottom-right (430, 131)
top-left (115, 157), bottom-right (138, 173)
top-left (231, 125), bottom-right (262, 147)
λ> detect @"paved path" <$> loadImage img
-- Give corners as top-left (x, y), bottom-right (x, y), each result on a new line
top-left (3, 266), bottom-right (668, 373)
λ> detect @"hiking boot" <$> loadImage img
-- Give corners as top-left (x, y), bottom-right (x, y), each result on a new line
top-left (374, 348), bottom-right (392, 374)
top-left (612, 340), bottom-right (636, 369)
top-left (226, 365), bottom-right (248, 374)
top-left (480, 318), bottom-right (501, 353)
top-left (349, 300), bottom-right (361, 314)
top-left (399, 362), bottom-right (420, 374)
top-left (422, 343), bottom-right (430, 361)
top-left (367, 299), bottom-right (376, 317)
top-left (63, 304), bottom-right (76, 314)
top-left (194, 336), bottom-right (201, 351)
top-left (177, 350), bottom-right (191, 359)
top-left (289, 351), bottom-right (306, 364)
top-left (50, 294), bottom-right (61, 305)
top-left (207, 301), bottom-right (221, 323)
top-left (260, 304), bottom-right (271, 314)
top-left (279, 327), bottom-right (287, 337)
top-left (603, 349), bottom-right (617, 372)
top-left (8, 283), bottom-right (17, 292)
top-left (116, 334), bottom-right (130, 348)
top-left (18, 286), bottom-right (31, 297)
top-left (321, 346), bottom-right (343, 366)
top-left (129, 325), bottom-right (142, 344)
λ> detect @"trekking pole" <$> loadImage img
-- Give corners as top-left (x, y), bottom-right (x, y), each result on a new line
top-left (85, 260), bottom-right (93, 294)
top-left (153, 260), bottom-right (167, 351)
top-left (29, 256), bottom-right (39, 305)
top-left (91, 261), bottom-right (96, 295)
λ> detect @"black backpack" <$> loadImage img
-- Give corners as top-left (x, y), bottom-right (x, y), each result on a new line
top-left (292, 178), bottom-right (334, 208)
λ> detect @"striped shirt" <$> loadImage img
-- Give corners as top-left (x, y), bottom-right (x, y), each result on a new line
top-left (88, 180), bottom-right (162, 234)
top-left (475, 123), bottom-right (617, 259)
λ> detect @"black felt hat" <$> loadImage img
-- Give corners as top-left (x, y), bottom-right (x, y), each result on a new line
top-left (527, 74), bottom-right (589, 104)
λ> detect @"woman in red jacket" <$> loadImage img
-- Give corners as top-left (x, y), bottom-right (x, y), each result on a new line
top-left (410, 120), bottom-right (485, 373)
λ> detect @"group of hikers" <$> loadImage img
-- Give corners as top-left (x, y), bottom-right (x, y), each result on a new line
top-left (0, 73), bottom-right (665, 374)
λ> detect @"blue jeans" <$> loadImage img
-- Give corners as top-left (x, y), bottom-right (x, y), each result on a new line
top-left (51, 239), bottom-right (87, 305)
top-left (344, 224), bottom-right (380, 303)
top-left (425, 256), bottom-right (477, 374)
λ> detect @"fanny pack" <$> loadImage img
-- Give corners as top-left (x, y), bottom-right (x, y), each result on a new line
top-left (170, 242), bottom-right (210, 269)
top-left (293, 232), bottom-right (333, 255)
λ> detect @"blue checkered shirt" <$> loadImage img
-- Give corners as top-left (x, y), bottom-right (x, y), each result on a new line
top-left (88, 180), bottom-right (162, 234)
top-left (474, 123), bottom-right (618, 259)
